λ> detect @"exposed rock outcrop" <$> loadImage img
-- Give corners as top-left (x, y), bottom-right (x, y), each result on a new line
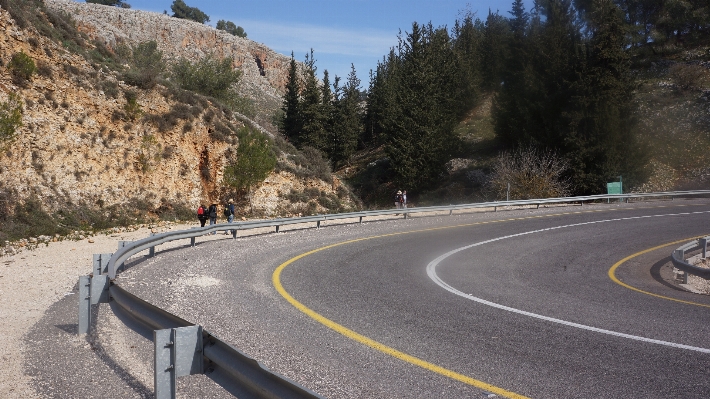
top-left (45, 0), bottom-right (293, 132)
top-left (0, 5), bottom-right (351, 218)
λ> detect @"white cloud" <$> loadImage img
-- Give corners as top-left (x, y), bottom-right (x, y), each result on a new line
top-left (242, 20), bottom-right (396, 58)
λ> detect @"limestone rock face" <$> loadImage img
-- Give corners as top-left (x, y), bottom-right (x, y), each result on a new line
top-left (0, 5), bottom-right (349, 217)
top-left (45, 0), bottom-right (292, 127)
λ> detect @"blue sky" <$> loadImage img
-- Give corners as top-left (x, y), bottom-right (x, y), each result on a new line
top-left (82, 0), bottom-right (530, 83)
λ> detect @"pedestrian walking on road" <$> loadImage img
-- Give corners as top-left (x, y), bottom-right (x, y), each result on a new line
top-left (224, 198), bottom-right (235, 235)
top-left (208, 202), bottom-right (218, 234)
top-left (197, 204), bottom-right (208, 227)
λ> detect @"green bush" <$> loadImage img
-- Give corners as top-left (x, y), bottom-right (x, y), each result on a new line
top-left (8, 51), bottom-right (36, 83)
top-left (0, 93), bottom-right (23, 148)
top-left (122, 41), bottom-right (165, 89)
top-left (123, 90), bottom-right (143, 121)
top-left (171, 55), bottom-right (241, 103)
top-left (223, 127), bottom-right (276, 205)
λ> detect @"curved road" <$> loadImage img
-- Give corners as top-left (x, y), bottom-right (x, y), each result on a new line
top-left (30, 201), bottom-right (710, 398)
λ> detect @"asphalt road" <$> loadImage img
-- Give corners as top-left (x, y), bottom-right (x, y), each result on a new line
top-left (26, 200), bottom-right (710, 398)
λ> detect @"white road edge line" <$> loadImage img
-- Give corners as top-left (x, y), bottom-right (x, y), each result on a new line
top-left (426, 210), bottom-right (710, 354)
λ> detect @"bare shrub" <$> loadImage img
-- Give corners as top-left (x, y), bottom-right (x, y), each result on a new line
top-left (487, 147), bottom-right (571, 200)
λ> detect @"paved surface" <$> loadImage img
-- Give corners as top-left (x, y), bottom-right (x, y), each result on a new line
top-left (25, 200), bottom-right (710, 398)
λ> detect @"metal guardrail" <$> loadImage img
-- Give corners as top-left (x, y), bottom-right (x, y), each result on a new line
top-left (670, 237), bottom-right (710, 281)
top-left (79, 190), bottom-right (710, 398)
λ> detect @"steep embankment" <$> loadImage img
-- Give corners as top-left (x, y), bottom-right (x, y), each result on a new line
top-left (0, 3), bottom-right (352, 234)
top-left (45, 0), bottom-right (289, 132)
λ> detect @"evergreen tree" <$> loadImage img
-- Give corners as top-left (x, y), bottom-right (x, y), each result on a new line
top-left (481, 11), bottom-right (511, 90)
top-left (452, 12), bottom-right (485, 116)
top-left (299, 50), bottom-right (329, 152)
top-left (564, 0), bottom-right (648, 192)
top-left (224, 128), bottom-right (276, 209)
top-left (493, 0), bottom-right (536, 146)
top-left (320, 69), bottom-right (335, 156)
top-left (86, 0), bottom-right (130, 7)
top-left (378, 23), bottom-right (461, 190)
top-left (330, 65), bottom-right (363, 165)
top-left (281, 53), bottom-right (301, 145)
top-left (216, 20), bottom-right (247, 38)
top-left (171, 0), bottom-right (209, 24)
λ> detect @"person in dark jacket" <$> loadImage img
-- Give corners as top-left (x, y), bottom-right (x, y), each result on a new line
top-left (224, 198), bottom-right (235, 235)
top-left (197, 204), bottom-right (208, 227)
top-left (208, 202), bottom-right (218, 234)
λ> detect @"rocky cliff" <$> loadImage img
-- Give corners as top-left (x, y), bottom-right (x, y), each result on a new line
top-left (45, 0), bottom-right (292, 132)
top-left (0, 3), bottom-right (352, 225)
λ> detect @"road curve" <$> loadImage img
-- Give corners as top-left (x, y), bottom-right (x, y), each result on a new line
top-left (31, 200), bottom-right (710, 398)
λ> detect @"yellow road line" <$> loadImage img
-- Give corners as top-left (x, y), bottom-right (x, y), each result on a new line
top-left (273, 245), bottom-right (530, 399)
top-left (272, 203), bottom-right (708, 398)
top-left (608, 236), bottom-right (710, 308)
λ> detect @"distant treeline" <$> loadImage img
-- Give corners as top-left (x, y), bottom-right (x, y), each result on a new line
top-left (281, 0), bottom-right (710, 194)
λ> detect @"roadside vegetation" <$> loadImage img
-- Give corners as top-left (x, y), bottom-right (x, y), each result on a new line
top-left (280, 0), bottom-right (710, 207)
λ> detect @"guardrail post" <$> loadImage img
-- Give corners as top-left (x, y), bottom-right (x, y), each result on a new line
top-left (190, 227), bottom-right (198, 247)
top-left (673, 248), bottom-right (688, 283)
top-left (92, 254), bottom-right (110, 277)
top-left (701, 237), bottom-right (708, 259)
top-left (359, 216), bottom-right (363, 224)
top-left (154, 325), bottom-right (203, 399)
top-left (494, 206), bottom-right (497, 212)
top-left (674, 248), bottom-right (685, 262)
top-left (149, 233), bottom-right (156, 257)
top-left (90, 275), bottom-right (110, 305)
top-left (78, 276), bottom-right (91, 334)
top-left (403, 212), bottom-right (408, 219)
top-left (316, 220), bottom-right (321, 229)
top-left (276, 225), bottom-right (280, 233)
top-left (232, 228), bottom-right (238, 239)
top-left (118, 241), bottom-right (131, 271)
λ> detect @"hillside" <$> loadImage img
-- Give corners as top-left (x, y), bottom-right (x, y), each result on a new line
top-left (45, 0), bottom-right (289, 133)
top-left (0, 1), bottom-right (357, 244)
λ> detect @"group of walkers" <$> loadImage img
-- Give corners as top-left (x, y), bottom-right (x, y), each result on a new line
top-left (394, 190), bottom-right (408, 209)
top-left (197, 199), bottom-right (235, 235)
top-left (197, 190), bottom-right (410, 229)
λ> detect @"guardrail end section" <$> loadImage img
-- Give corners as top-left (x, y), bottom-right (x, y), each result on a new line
top-left (78, 276), bottom-right (91, 335)
top-left (154, 325), bottom-right (203, 399)
top-left (92, 253), bottom-right (113, 276)
top-left (90, 275), bottom-right (110, 305)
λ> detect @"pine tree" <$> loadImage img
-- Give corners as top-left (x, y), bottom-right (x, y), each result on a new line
top-left (281, 53), bottom-right (301, 144)
top-left (299, 50), bottom-right (329, 152)
top-left (481, 11), bottom-right (511, 90)
top-left (493, 0), bottom-right (533, 146)
top-left (564, 0), bottom-right (648, 192)
top-left (452, 12), bottom-right (484, 116)
top-left (171, 0), bottom-right (209, 24)
top-left (378, 23), bottom-right (461, 190)
top-left (331, 65), bottom-right (363, 165)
